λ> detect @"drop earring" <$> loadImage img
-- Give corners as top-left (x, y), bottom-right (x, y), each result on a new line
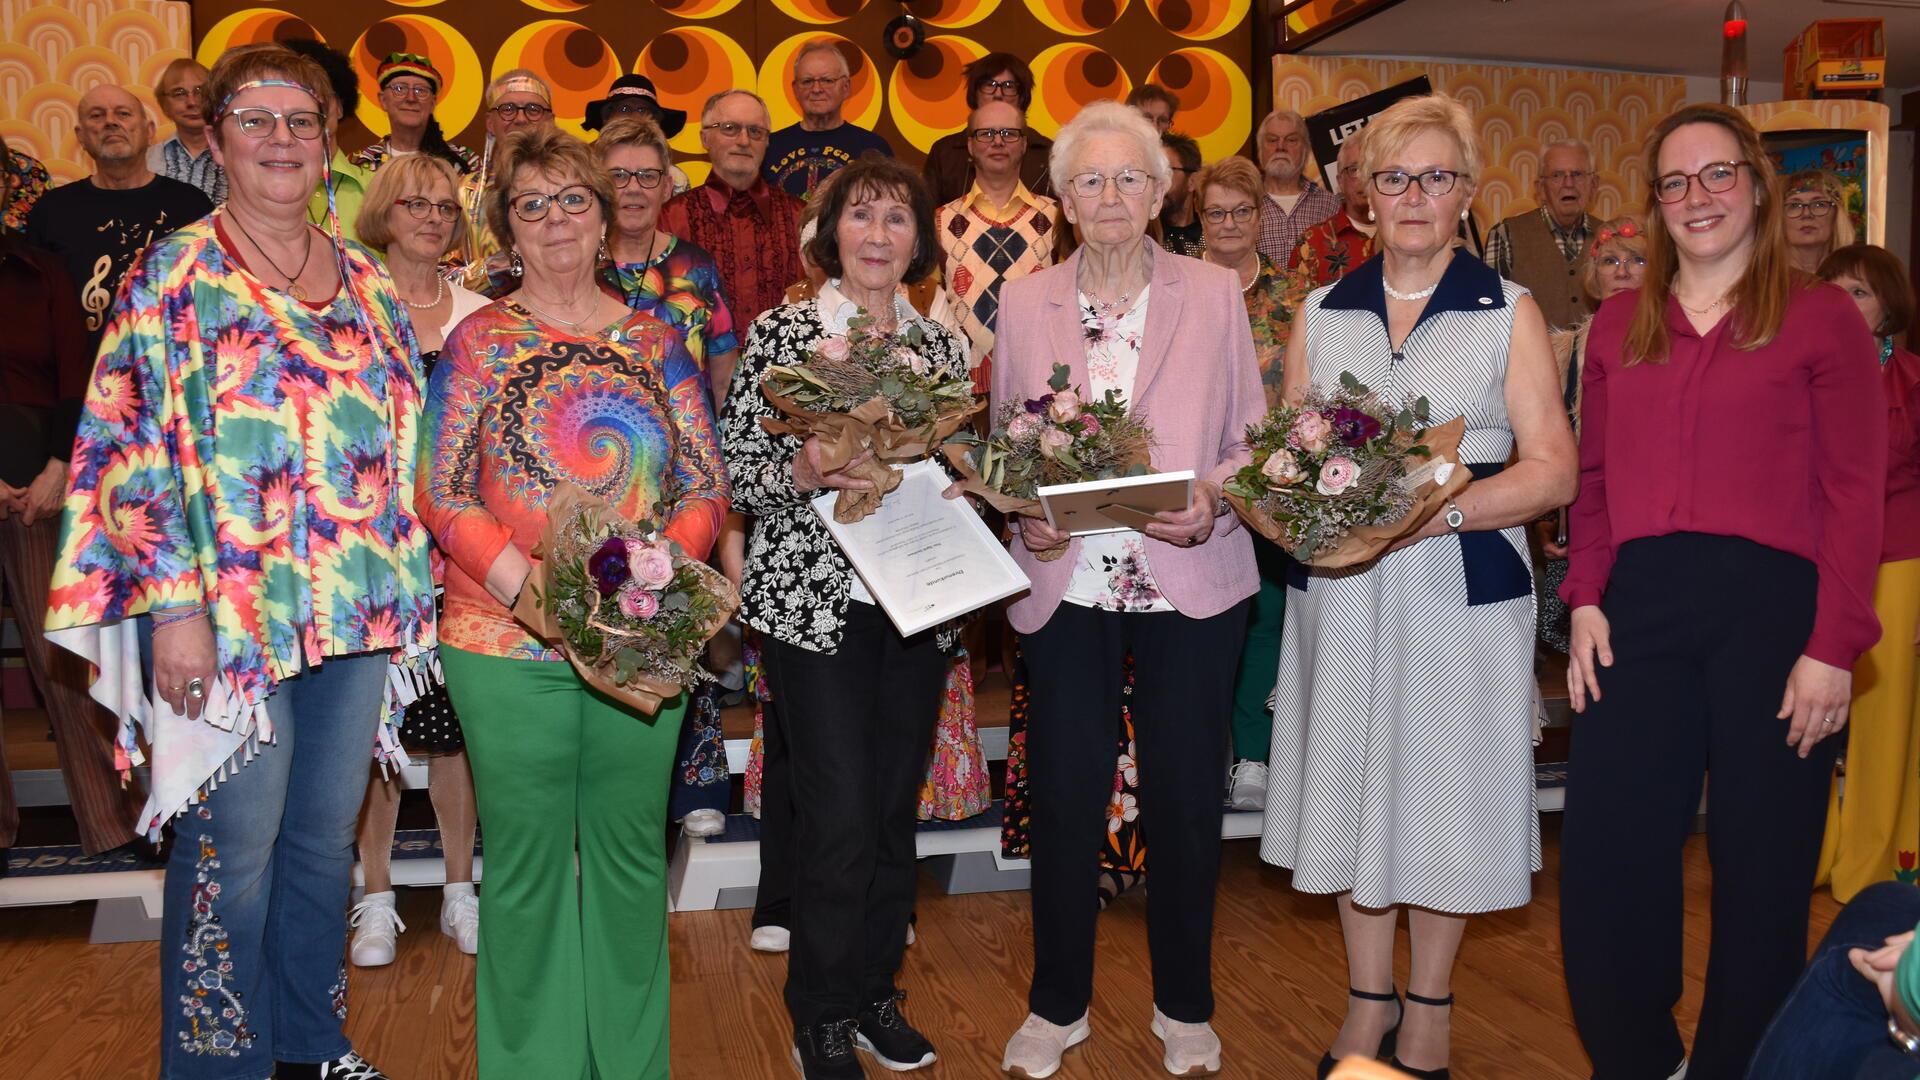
top-left (510, 249), bottom-right (524, 278)
top-left (597, 232), bottom-right (609, 263)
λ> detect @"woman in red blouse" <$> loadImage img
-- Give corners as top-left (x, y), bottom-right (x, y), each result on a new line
top-left (1813, 243), bottom-right (1920, 905)
top-left (1557, 103), bottom-right (1884, 1080)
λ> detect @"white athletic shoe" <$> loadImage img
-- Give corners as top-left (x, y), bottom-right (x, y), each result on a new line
top-left (751, 924), bottom-right (791, 953)
top-left (440, 885), bottom-right (479, 955)
top-left (682, 809), bottom-right (727, 837)
top-left (1228, 760), bottom-right (1268, 811)
top-left (348, 891), bottom-right (405, 967)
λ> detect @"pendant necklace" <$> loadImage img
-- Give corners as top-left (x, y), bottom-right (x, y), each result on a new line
top-left (231, 212), bottom-right (315, 301)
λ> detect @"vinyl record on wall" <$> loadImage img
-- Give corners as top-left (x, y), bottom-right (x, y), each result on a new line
top-left (883, 14), bottom-right (925, 60)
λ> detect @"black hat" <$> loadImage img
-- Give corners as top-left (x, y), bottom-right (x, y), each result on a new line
top-left (583, 74), bottom-right (686, 137)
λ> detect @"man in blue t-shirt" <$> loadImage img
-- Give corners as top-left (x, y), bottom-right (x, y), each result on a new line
top-left (762, 40), bottom-right (892, 199)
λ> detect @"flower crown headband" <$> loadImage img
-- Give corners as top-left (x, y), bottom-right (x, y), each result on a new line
top-left (1588, 220), bottom-right (1640, 259)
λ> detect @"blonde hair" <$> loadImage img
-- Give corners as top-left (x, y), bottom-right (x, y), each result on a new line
top-left (1360, 93), bottom-right (1484, 185)
top-left (1785, 169), bottom-right (1856, 257)
top-left (487, 127), bottom-right (613, 250)
top-left (1624, 103), bottom-right (1792, 365)
top-left (356, 152), bottom-right (466, 254)
top-left (1190, 156), bottom-right (1262, 219)
top-left (1580, 216), bottom-right (1647, 303)
top-left (593, 115), bottom-right (672, 169)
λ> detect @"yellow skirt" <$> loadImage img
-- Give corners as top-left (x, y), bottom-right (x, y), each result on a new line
top-left (1818, 556), bottom-right (1920, 901)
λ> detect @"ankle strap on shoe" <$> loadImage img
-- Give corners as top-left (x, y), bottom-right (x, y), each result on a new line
top-left (1405, 990), bottom-right (1454, 1007)
top-left (1347, 986), bottom-right (1400, 1003)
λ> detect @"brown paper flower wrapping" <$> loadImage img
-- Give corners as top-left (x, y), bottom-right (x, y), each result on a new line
top-left (761, 389), bottom-right (985, 523)
top-left (1227, 417), bottom-right (1473, 569)
top-left (939, 442), bottom-right (1132, 563)
top-left (511, 482), bottom-right (740, 716)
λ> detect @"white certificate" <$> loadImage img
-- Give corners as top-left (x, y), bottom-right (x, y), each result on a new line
top-left (1038, 469), bottom-right (1195, 537)
top-left (813, 459), bottom-right (1031, 638)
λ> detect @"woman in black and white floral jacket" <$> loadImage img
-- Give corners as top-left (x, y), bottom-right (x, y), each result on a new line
top-left (719, 157), bottom-right (969, 1080)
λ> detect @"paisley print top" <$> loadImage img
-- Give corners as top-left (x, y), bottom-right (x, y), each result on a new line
top-left (47, 212), bottom-right (437, 807)
top-left (419, 299), bottom-right (730, 660)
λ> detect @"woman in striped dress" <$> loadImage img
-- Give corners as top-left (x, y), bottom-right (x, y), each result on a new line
top-left (1258, 94), bottom-right (1577, 1080)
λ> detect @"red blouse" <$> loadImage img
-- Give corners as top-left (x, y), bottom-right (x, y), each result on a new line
top-left (1881, 344), bottom-right (1920, 564)
top-left (1561, 283), bottom-right (1885, 669)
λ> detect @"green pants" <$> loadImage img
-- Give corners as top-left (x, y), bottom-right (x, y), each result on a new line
top-left (443, 648), bottom-right (684, 1080)
top-left (1230, 539), bottom-right (1291, 762)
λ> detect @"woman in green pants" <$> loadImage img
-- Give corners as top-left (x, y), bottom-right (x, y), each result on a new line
top-left (418, 127), bottom-right (730, 1078)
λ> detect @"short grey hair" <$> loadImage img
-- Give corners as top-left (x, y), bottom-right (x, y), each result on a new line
top-left (792, 39), bottom-right (850, 79)
top-left (1049, 100), bottom-right (1171, 194)
top-left (701, 88), bottom-right (769, 123)
top-left (1541, 138), bottom-right (1593, 169)
top-left (1260, 108), bottom-right (1306, 136)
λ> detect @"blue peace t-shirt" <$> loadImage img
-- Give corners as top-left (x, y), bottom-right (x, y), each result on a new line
top-left (762, 122), bottom-right (894, 199)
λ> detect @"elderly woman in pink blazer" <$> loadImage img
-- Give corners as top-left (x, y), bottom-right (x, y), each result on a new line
top-left (994, 101), bottom-right (1265, 1080)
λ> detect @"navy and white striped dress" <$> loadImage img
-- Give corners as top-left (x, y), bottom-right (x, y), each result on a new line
top-left (1259, 251), bottom-right (1542, 914)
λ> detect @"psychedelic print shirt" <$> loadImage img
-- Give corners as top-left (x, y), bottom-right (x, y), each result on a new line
top-left (600, 233), bottom-right (741, 375)
top-left (419, 300), bottom-right (730, 660)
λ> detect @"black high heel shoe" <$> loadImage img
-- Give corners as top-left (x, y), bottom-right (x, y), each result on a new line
top-left (1315, 986), bottom-right (1403, 1080)
top-left (1389, 990), bottom-right (1454, 1080)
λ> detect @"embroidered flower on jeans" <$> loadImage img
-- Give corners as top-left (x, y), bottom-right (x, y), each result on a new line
top-left (177, 829), bottom-right (254, 1057)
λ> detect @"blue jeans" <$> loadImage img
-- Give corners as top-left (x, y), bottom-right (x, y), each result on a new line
top-left (1747, 881), bottom-right (1920, 1080)
top-left (157, 653), bottom-right (389, 1080)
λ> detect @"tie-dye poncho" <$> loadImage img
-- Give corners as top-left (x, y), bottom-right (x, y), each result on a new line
top-left (46, 211), bottom-right (438, 836)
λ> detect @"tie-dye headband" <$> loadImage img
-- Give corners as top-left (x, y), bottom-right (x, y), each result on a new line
top-left (490, 75), bottom-right (551, 106)
top-left (212, 78), bottom-right (324, 125)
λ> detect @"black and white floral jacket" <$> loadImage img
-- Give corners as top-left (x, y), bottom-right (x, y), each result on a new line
top-left (721, 285), bottom-right (972, 654)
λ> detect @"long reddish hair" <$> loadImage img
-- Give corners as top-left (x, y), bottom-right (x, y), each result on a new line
top-left (1624, 103), bottom-right (1793, 366)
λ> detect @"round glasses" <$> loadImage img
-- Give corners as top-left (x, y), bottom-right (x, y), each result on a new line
top-left (609, 167), bottom-right (665, 190)
top-left (1066, 169), bottom-right (1152, 199)
top-left (1598, 254), bottom-right (1647, 270)
top-left (1652, 161), bottom-right (1747, 203)
top-left (395, 197), bottom-right (459, 223)
top-left (384, 83), bottom-right (434, 101)
top-left (491, 101), bottom-right (551, 122)
top-left (228, 107), bottom-right (324, 141)
top-left (511, 184), bottom-right (596, 222)
top-left (1370, 169), bottom-right (1465, 197)
top-left (1201, 206), bottom-right (1257, 225)
top-left (1784, 198), bottom-right (1837, 219)
top-left (163, 85), bottom-right (206, 103)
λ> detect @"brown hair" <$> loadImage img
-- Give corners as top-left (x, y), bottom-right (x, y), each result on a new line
top-left (205, 45), bottom-right (338, 146)
top-left (1819, 243), bottom-right (1915, 338)
top-left (1126, 83), bottom-right (1180, 116)
top-left (356, 152), bottom-right (467, 255)
top-left (1190, 155), bottom-right (1262, 220)
top-left (486, 126), bottom-right (614, 250)
top-left (1623, 103), bottom-right (1792, 365)
top-left (592, 115), bottom-right (672, 169)
top-left (965, 53), bottom-right (1033, 110)
top-left (1785, 168), bottom-right (1857, 255)
top-left (802, 157), bottom-right (938, 284)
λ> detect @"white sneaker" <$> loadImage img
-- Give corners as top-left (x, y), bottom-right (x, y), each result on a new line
top-left (1001, 1012), bottom-right (1090, 1078)
top-left (1228, 760), bottom-right (1268, 811)
top-left (751, 924), bottom-right (791, 953)
top-left (906, 922), bottom-right (916, 947)
top-left (682, 809), bottom-right (727, 837)
top-left (1667, 1060), bottom-right (1689, 1080)
top-left (1150, 1007), bottom-right (1221, 1076)
top-left (349, 891), bottom-right (405, 967)
top-left (440, 885), bottom-right (479, 955)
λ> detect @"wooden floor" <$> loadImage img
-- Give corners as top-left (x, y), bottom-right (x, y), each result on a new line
top-left (0, 822), bottom-right (1840, 1080)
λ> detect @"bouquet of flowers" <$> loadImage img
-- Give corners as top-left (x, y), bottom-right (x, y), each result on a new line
top-left (760, 314), bottom-right (983, 523)
top-left (512, 482), bottom-right (740, 715)
top-left (943, 363), bottom-right (1154, 561)
top-left (1224, 372), bottom-right (1470, 567)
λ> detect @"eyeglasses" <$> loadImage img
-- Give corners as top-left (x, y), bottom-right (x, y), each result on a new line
top-left (969, 127), bottom-right (1024, 144)
top-left (1542, 169), bottom-right (1592, 184)
top-left (490, 101), bottom-right (551, 121)
top-left (1066, 169), bottom-right (1152, 199)
top-left (1652, 161), bottom-right (1746, 203)
top-left (1371, 169), bottom-right (1466, 197)
top-left (510, 184), bottom-right (596, 222)
top-left (228, 107), bottom-right (325, 141)
top-left (980, 78), bottom-right (1021, 96)
top-left (794, 75), bottom-right (848, 90)
top-left (384, 83), bottom-right (434, 100)
top-left (608, 167), bottom-right (665, 190)
top-left (1201, 206), bottom-right (1257, 225)
top-left (394, 197), bottom-right (459, 223)
top-left (1598, 253), bottom-right (1647, 270)
top-left (1785, 198), bottom-right (1837, 218)
top-left (703, 121), bottom-right (769, 142)
top-left (163, 86), bottom-right (206, 102)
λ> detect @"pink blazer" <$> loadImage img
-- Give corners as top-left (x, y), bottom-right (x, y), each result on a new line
top-left (992, 248), bottom-right (1267, 633)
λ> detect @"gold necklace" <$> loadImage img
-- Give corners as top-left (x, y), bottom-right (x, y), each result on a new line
top-left (1676, 293), bottom-right (1729, 317)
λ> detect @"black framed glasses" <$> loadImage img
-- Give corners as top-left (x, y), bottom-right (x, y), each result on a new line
top-left (1201, 205), bottom-right (1257, 225)
top-left (608, 167), bottom-right (665, 190)
top-left (490, 101), bottom-right (551, 121)
top-left (1784, 198), bottom-right (1837, 218)
top-left (969, 127), bottom-right (1024, 144)
top-left (980, 78), bottom-right (1021, 96)
top-left (703, 120), bottom-right (769, 142)
top-left (1652, 161), bottom-right (1747, 203)
top-left (1371, 169), bottom-right (1465, 197)
top-left (1066, 169), bottom-right (1152, 198)
top-left (394, 197), bottom-right (459, 223)
top-left (510, 184), bottom-right (596, 222)
top-left (228, 107), bottom-right (325, 141)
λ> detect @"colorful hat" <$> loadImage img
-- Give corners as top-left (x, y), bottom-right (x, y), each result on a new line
top-left (377, 52), bottom-right (441, 94)
top-left (583, 74), bottom-right (686, 137)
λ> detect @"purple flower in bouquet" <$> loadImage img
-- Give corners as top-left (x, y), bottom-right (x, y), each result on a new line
top-left (1329, 407), bottom-right (1383, 448)
top-left (588, 537), bottom-right (630, 596)
top-left (1025, 394), bottom-right (1051, 415)
top-left (627, 541), bottom-right (676, 589)
top-left (618, 586), bottom-right (660, 620)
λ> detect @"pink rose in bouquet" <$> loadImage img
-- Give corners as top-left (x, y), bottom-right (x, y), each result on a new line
top-left (1038, 427), bottom-right (1074, 459)
top-left (1292, 411), bottom-right (1332, 453)
top-left (1079, 413), bottom-right (1102, 437)
top-left (628, 541), bottom-right (676, 589)
top-left (1261, 449), bottom-right (1305, 485)
top-left (1007, 412), bottom-right (1042, 441)
top-left (618, 586), bottom-right (660, 620)
top-left (816, 336), bottom-right (852, 362)
top-left (1315, 455), bottom-right (1359, 496)
top-left (1047, 389), bottom-right (1081, 424)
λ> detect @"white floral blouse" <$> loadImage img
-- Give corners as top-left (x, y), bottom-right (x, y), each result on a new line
top-left (1061, 287), bottom-right (1174, 613)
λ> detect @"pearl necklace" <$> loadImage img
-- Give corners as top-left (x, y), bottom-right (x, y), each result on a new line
top-left (402, 275), bottom-right (447, 311)
top-left (1205, 252), bottom-right (1259, 294)
top-left (1383, 278), bottom-right (1439, 302)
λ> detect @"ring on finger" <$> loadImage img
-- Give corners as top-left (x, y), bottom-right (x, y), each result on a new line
top-left (1821, 716), bottom-right (1835, 727)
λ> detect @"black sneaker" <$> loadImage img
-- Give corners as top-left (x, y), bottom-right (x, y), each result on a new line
top-left (856, 990), bottom-right (937, 1071)
top-left (793, 1019), bottom-right (864, 1079)
top-left (285, 1052), bottom-right (387, 1080)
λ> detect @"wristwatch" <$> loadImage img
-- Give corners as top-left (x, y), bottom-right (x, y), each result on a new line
top-left (1444, 501), bottom-right (1465, 532)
